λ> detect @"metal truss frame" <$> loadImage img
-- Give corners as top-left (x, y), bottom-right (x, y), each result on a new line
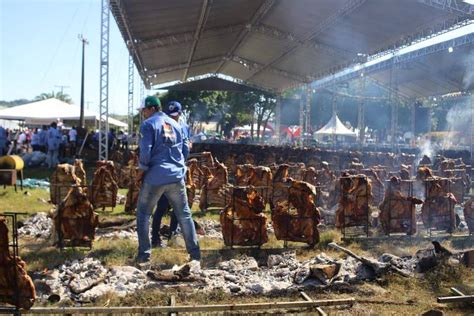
top-left (245, 0), bottom-right (366, 81)
top-left (311, 31), bottom-right (474, 91)
top-left (139, 23), bottom-right (243, 50)
top-left (128, 54), bottom-right (134, 132)
top-left (99, 0), bottom-right (110, 161)
top-left (183, 0), bottom-right (212, 81)
top-left (418, 0), bottom-right (474, 16)
top-left (215, 0), bottom-right (276, 73)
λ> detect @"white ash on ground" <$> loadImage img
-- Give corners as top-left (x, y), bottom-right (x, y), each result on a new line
top-left (31, 246), bottom-right (435, 304)
top-left (96, 229), bottom-right (138, 240)
top-left (33, 258), bottom-right (147, 304)
top-left (197, 219), bottom-right (222, 239)
top-left (18, 212), bottom-right (53, 239)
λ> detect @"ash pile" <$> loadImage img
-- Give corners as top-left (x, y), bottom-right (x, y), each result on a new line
top-left (18, 212), bottom-right (53, 239)
top-left (31, 241), bottom-right (472, 304)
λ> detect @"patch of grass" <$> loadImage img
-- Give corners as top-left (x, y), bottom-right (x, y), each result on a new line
top-left (90, 239), bottom-right (137, 266)
top-left (0, 187), bottom-right (52, 215)
top-left (21, 243), bottom-right (86, 271)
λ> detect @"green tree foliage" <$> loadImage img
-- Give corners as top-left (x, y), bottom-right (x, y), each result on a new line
top-left (34, 91), bottom-right (73, 104)
top-left (157, 90), bottom-right (276, 139)
top-left (0, 99), bottom-right (32, 108)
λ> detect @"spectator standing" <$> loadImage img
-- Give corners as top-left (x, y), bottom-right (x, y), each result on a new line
top-left (38, 125), bottom-right (48, 153)
top-left (0, 126), bottom-right (6, 155)
top-left (69, 126), bottom-right (77, 156)
top-left (135, 96), bottom-right (199, 263)
top-left (31, 128), bottom-right (41, 151)
top-left (46, 122), bottom-right (61, 168)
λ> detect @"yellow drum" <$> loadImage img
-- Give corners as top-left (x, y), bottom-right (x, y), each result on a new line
top-left (0, 155), bottom-right (24, 170)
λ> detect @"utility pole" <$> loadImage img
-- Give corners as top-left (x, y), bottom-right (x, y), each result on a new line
top-left (78, 34), bottom-right (89, 129)
top-left (55, 85), bottom-right (70, 95)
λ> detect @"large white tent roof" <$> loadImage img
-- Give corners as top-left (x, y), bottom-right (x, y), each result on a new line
top-left (0, 98), bottom-right (127, 128)
top-left (315, 113), bottom-right (357, 137)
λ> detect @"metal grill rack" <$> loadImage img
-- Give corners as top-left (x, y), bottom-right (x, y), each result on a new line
top-left (384, 179), bottom-right (416, 236)
top-left (339, 175), bottom-right (370, 238)
top-left (424, 178), bottom-right (455, 237)
top-left (271, 182), bottom-right (320, 247)
top-left (224, 186), bottom-right (267, 249)
top-left (53, 183), bottom-right (95, 249)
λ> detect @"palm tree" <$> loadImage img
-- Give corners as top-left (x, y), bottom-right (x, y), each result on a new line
top-left (35, 91), bottom-right (72, 104)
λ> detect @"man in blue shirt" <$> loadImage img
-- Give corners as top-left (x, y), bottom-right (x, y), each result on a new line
top-left (0, 126), bottom-right (7, 155)
top-left (151, 101), bottom-right (190, 248)
top-left (136, 96), bottom-right (200, 263)
top-left (46, 122), bottom-right (61, 168)
top-left (38, 125), bottom-right (48, 153)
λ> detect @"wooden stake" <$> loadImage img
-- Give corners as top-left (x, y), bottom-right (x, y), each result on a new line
top-left (169, 295), bottom-right (176, 316)
top-left (300, 292), bottom-right (328, 316)
top-left (24, 298), bottom-right (355, 314)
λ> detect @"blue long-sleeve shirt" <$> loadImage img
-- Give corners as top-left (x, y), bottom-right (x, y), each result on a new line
top-left (139, 112), bottom-right (189, 186)
top-left (47, 127), bottom-right (61, 151)
top-left (0, 127), bottom-right (6, 149)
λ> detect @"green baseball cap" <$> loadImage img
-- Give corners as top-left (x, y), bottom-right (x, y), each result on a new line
top-left (138, 95), bottom-right (161, 110)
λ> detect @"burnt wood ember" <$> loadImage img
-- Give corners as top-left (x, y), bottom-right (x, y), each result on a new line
top-left (50, 163), bottom-right (82, 205)
top-left (124, 153), bottom-right (140, 214)
top-left (379, 177), bottom-right (422, 235)
top-left (220, 186), bottom-right (268, 246)
top-left (271, 176), bottom-right (321, 246)
top-left (464, 197), bottom-right (474, 234)
top-left (0, 218), bottom-right (36, 310)
top-left (199, 160), bottom-right (230, 211)
top-left (421, 178), bottom-right (457, 232)
top-left (336, 174), bottom-right (373, 229)
top-left (90, 161), bottom-right (119, 209)
top-left (54, 187), bottom-right (99, 246)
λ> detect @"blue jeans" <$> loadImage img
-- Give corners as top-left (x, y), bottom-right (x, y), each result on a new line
top-left (151, 195), bottom-right (179, 244)
top-left (136, 181), bottom-right (200, 261)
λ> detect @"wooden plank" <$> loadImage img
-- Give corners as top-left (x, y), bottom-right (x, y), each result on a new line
top-left (24, 298), bottom-right (355, 314)
top-left (437, 295), bottom-right (474, 303)
top-left (299, 292), bottom-right (327, 316)
top-left (169, 295), bottom-right (177, 316)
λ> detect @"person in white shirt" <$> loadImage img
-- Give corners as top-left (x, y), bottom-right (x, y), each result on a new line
top-left (69, 126), bottom-right (77, 156)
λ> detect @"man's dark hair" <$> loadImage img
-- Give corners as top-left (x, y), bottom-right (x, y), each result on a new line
top-left (51, 122), bottom-right (57, 128)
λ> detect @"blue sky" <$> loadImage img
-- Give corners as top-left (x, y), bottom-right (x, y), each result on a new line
top-left (1, 0), bottom-right (144, 115)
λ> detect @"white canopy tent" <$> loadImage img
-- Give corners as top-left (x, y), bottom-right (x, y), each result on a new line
top-left (314, 114), bottom-right (357, 138)
top-left (0, 98), bottom-right (127, 129)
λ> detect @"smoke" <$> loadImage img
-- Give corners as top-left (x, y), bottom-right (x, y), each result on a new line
top-left (441, 97), bottom-right (473, 149)
top-left (417, 138), bottom-right (435, 162)
top-left (462, 50), bottom-right (474, 90)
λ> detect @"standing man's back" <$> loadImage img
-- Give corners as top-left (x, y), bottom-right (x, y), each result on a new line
top-left (135, 96), bottom-right (200, 264)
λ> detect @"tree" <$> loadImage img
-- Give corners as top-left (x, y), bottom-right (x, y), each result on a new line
top-left (35, 91), bottom-right (72, 104)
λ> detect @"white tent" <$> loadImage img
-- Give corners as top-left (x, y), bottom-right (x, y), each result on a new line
top-left (314, 114), bottom-right (357, 137)
top-left (0, 98), bottom-right (127, 129)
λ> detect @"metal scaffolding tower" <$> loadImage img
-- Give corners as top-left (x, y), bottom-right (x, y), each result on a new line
top-left (357, 75), bottom-right (366, 145)
top-left (305, 85), bottom-right (312, 137)
top-left (275, 95), bottom-right (281, 144)
top-left (128, 54), bottom-right (134, 133)
top-left (299, 92), bottom-right (304, 144)
top-left (390, 64), bottom-right (399, 150)
top-left (99, 0), bottom-right (110, 160)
